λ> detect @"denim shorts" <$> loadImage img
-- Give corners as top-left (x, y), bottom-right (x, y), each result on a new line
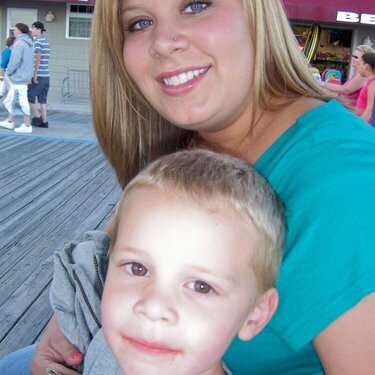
top-left (28, 76), bottom-right (50, 104)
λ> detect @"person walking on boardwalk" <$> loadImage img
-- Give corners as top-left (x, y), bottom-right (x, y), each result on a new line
top-left (28, 21), bottom-right (50, 129)
top-left (0, 23), bottom-right (34, 133)
top-left (0, 36), bottom-right (16, 99)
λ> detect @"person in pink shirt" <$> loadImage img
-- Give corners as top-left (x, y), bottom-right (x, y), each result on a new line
top-left (323, 45), bottom-right (373, 111)
top-left (356, 52), bottom-right (375, 123)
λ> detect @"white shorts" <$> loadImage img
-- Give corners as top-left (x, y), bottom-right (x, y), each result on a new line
top-left (4, 83), bottom-right (30, 116)
top-left (0, 73), bottom-right (11, 98)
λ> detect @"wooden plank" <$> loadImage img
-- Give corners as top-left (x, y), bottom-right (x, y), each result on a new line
top-left (0, 159), bottom-right (117, 291)
top-left (0, 144), bottom-right (102, 215)
top-left (0, 136), bottom-right (120, 357)
top-left (0, 141), bottom-right (80, 190)
top-left (0, 258), bottom-right (53, 342)
top-left (0, 284), bottom-right (53, 356)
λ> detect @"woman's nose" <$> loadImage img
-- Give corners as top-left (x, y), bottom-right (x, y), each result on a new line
top-left (149, 27), bottom-right (188, 59)
top-left (133, 284), bottom-right (178, 325)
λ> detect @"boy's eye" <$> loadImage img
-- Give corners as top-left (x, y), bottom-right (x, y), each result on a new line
top-left (125, 262), bottom-right (150, 277)
top-left (188, 280), bottom-right (213, 294)
top-left (184, 1), bottom-right (210, 14)
top-left (127, 18), bottom-right (153, 32)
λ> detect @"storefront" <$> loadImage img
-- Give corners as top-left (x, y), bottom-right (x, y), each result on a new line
top-left (283, 0), bottom-right (375, 82)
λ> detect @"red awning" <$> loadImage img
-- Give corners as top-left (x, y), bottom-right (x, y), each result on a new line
top-left (283, 0), bottom-right (375, 25)
top-left (29, 0), bottom-right (95, 3)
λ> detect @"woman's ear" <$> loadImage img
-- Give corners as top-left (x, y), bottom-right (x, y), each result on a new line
top-left (238, 288), bottom-right (279, 341)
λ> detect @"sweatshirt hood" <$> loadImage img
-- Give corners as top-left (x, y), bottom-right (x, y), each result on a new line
top-left (16, 33), bottom-right (33, 47)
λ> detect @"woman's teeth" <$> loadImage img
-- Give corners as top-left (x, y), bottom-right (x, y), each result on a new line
top-left (163, 68), bottom-right (207, 86)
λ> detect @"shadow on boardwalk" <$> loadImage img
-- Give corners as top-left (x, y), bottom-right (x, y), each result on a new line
top-left (0, 135), bottom-right (121, 358)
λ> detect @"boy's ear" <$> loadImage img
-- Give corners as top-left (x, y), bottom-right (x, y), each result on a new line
top-left (237, 288), bottom-right (279, 341)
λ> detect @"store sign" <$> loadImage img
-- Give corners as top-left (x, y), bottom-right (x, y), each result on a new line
top-left (337, 11), bottom-right (375, 25)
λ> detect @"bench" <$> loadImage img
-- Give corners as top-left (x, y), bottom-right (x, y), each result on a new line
top-left (61, 68), bottom-right (90, 103)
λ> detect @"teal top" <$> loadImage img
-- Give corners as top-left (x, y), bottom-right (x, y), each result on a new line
top-left (224, 100), bottom-right (375, 374)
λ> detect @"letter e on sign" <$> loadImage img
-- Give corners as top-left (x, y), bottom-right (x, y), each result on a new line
top-left (361, 14), bottom-right (375, 25)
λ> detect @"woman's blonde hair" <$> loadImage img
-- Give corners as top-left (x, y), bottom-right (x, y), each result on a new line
top-left (111, 149), bottom-right (285, 293)
top-left (90, 0), bottom-right (328, 188)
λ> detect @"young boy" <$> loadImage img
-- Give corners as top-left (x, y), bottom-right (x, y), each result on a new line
top-left (50, 149), bottom-right (285, 375)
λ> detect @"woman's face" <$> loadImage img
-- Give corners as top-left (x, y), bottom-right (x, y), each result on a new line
top-left (352, 49), bottom-right (364, 71)
top-left (121, 0), bottom-right (255, 134)
top-left (13, 27), bottom-right (21, 37)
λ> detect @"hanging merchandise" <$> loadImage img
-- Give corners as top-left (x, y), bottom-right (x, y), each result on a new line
top-left (303, 23), bottom-right (321, 63)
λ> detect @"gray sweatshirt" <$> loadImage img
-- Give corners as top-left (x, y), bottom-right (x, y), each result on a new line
top-left (50, 231), bottom-right (121, 374)
top-left (50, 231), bottom-right (233, 375)
top-left (6, 33), bottom-right (33, 84)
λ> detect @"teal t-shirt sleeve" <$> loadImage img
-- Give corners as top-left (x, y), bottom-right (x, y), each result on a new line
top-left (225, 101), bottom-right (375, 374)
top-left (274, 136), bottom-right (375, 348)
top-left (263, 102), bottom-right (375, 350)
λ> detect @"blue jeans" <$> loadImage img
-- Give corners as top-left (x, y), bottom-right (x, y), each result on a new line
top-left (0, 344), bottom-right (36, 375)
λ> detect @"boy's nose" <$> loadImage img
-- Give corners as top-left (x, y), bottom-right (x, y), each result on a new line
top-left (133, 285), bottom-right (178, 325)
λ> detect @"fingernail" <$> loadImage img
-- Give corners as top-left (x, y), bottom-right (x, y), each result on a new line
top-left (71, 352), bottom-right (84, 360)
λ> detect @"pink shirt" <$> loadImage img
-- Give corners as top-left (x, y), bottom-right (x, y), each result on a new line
top-left (340, 75), bottom-right (361, 109)
top-left (356, 76), bottom-right (375, 116)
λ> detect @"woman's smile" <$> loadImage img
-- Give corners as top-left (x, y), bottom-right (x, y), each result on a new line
top-left (157, 66), bottom-right (210, 96)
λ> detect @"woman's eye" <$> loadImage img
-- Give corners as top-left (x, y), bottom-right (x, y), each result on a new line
top-left (188, 280), bottom-right (213, 294)
top-left (184, 1), bottom-right (210, 14)
top-left (125, 262), bottom-right (150, 277)
top-left (127, 18), bottom-right (153, 32)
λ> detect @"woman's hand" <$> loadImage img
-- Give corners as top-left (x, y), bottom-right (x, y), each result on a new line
top-left (31, 315), bottom-right (83, 375)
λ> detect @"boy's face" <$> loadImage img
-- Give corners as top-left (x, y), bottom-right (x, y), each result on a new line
top-left (102, 187), bottom-right (262, 375)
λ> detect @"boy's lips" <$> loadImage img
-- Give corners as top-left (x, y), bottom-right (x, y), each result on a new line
top-left (124, 336), bottom-right (182, 356)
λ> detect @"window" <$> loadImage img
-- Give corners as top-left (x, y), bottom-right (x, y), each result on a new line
top-left (66, 4), bottom-right (94, 39)
top-left (7, 8), bottom-right (38, 36)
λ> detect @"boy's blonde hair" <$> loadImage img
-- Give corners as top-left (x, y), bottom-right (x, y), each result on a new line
top-left (111, 150), bottom-right (285, 294)
top-left (90, 0), bottom-right (330, 189)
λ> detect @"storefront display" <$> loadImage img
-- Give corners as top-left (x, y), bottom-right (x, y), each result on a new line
top-left (295, 25), bottom-right (351, 81)
top-left (283, 0), bottom-right (375, 83)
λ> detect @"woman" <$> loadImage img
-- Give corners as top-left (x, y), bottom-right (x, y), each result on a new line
top-left (322, 44), bottom-right (373, 111)
top-left (355, 52), bottom-right (375, 124)
top-left (3, 0), bottom-right (375, 374)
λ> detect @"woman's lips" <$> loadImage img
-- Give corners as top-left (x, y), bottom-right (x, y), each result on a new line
top-left (124, 336), bottom-right (182, 356)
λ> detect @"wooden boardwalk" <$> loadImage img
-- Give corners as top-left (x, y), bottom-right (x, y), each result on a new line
top-left (0, 135), bottom-right (121, 358)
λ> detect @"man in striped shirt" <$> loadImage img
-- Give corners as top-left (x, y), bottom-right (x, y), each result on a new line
top-left (28, 21), bottom-right (50, 128)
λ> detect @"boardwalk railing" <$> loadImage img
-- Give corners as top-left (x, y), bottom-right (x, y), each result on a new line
top-left (61, 68), bottom-right (90, 103)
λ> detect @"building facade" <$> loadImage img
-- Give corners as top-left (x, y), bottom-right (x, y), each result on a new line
top-left (0, 0), bottom-right (94, 104)
top-left (0, 0), bottom-right (374, 104)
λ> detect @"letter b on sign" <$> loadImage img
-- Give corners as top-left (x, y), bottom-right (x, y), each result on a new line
top-left (336, 11), bottom-right (359, 23)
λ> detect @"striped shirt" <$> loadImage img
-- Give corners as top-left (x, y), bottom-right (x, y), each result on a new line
top-left (34, 36), bottom-right (50, 77)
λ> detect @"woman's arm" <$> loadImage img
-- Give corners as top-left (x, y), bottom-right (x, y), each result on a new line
top-left (31, 315), bottom-right (83, 375)
top-left (324, 74), bottom-right (365, 95)
top-left (313, 292), bottom-right (375, 374)
top-left (360, 82), bottom-right (375, 123)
